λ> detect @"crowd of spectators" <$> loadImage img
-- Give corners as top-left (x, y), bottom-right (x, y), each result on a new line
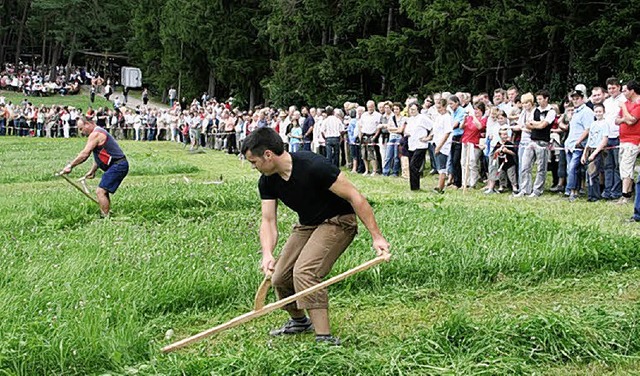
top-left (0, 62), bottom-right (103, 96)
top-left (2, 74), bottom-right (639, 221)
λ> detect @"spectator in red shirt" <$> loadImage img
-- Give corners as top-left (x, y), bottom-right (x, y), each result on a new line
top-left (616, 81), bottom-right (640, 204)
top-left (460, 102), bottom-right (487, 188)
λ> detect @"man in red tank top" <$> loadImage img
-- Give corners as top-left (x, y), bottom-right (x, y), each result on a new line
top-left (60, 117), bottom-right (129, 216)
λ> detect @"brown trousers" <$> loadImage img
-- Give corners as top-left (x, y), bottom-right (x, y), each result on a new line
top-left (271, 214), bottom-right (357, 311)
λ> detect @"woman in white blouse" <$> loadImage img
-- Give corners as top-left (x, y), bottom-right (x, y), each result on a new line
top-left (404, 103), bottom-right (434, 191)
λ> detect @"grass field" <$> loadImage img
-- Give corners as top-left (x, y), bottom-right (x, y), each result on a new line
top-left (1, 136), bottom-right (639, 375)
top-left (0, 89), bottom-right (113, 110)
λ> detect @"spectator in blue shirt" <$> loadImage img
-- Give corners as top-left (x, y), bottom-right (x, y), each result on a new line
top-left (565, 90), bottom-right (594, 201)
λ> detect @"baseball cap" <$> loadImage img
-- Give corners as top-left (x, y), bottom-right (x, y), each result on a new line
top-left (570, 90), bottom-right (584, 98)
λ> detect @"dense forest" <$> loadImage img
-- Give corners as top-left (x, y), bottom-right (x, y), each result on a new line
top-left (2, 0), bottom-right (640, 107)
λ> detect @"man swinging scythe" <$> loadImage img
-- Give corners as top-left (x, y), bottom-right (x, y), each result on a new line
top-left (242, 127), bottom-right (391, 345)
top-left (59, 117), bottom-right (129, 216)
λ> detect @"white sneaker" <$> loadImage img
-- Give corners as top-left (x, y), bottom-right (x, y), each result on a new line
top-left (616, 197), bottom-right (629, 205)
top-left (527, 193), bottom-right (539, 198)
top-left (513, 191), bottom-right (526, 198)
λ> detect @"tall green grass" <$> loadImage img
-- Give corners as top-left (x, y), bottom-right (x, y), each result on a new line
top-left (0, 137), bottom-right (639, 375)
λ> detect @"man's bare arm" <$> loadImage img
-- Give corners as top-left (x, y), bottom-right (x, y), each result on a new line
top-left (329, 173), bottom-right (390, 255)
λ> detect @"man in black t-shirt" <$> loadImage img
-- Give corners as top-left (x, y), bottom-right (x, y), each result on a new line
top-left (301, 106), bottom-right (315, 151)
top-left (242, 127), bottom-right (390, 345)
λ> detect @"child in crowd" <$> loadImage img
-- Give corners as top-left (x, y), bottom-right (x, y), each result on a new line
top-left (493, 129), bottom-right (518, 193)
top-left (580, 103), bottom-right (609, 201)
top-left (483, 107), bottom-right (501, 193)
top-left (288, 118), bottom-right (303, 152)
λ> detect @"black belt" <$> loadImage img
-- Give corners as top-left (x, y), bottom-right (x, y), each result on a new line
top-left (112, 157), bottom-right (127, 165)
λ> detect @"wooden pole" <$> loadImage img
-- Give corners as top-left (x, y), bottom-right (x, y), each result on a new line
top-left (161, 253), bottom-right (391, 353)
top-left (463, 143), bottom-right (471, 193)
top-left (57, 173), bottom-right (99, 205)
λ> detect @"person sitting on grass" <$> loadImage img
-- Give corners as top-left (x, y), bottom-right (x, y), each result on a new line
top-left (60, 117), bottom-right (129, 216)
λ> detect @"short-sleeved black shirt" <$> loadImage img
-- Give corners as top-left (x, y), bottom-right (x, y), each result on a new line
top-left (259, 151), bottom-right (355, 226)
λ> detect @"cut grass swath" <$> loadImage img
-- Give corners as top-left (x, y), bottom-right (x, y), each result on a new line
top-left (162, 254), bottom-right (392, 353)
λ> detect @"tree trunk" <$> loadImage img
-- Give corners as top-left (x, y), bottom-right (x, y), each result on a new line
top-left (41, 17), bottom-right (47, 68)
top-left (66, 32), bottom-right (77, 68)
top-left (14, 0), bottom-right (31, 65)
top-left (386, 7), bottom-right (393, 36)
top-left (49, 42), bottom-right (62, 82)
top-left (249, 83), bottom-right (256, 110)
top-left (208, 68), bottom-right (216, 97)
top-left (544, 27), bottom-right (556, 85)
top-left (0, 0), bottom-right (5, 63)
top-left (47, 38), bottom-right (54, 67)
top-left (177, 41), bottom-right (184, 100)
top-left (0, 29), bottom-right (9, 65)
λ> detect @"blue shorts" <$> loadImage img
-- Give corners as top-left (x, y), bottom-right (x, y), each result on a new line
top-left (99, 160), bottom-right (129, 194)
top-left (435, 152), bottom-right (448, 174)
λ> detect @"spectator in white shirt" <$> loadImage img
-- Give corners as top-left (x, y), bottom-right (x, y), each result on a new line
top-left (322, 108), bottom-right (344, 168)
top-left (359, 100), bottom-right (382, 176)
top-left (404, 103), bottom-right (433, 191)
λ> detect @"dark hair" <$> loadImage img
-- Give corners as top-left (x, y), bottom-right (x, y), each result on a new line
top-left (325, 106), bottom-right (334, 114)
top-left (605, 77), bottom-right (620, 87)
top-left (473, 101), bottom-right (486, 114)
top-left (593, 103), bottom-right (605, 111)
top-left (535, 89), bottom-right (550, 100)
top-left (448, 95), bottom-right (460, 104)
top-left (349, 109), bottom-right (356, 118)
top-left (241, 127), bottom-right (285, 157)
top-left (626, 80), bottom-right (640, 94)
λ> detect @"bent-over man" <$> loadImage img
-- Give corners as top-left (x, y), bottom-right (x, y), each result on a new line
top-left (242, 127), bottom-right (390, 345)
top-left (60, 117), bottom-right (129, 216)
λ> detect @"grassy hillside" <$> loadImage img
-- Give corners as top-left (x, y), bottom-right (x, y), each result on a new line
top-left (0, 89), bottom-right (113, 110)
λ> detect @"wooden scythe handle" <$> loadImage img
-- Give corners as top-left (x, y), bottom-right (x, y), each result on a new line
top-left (161, 253), bottom-right (391, 353)
top-left (57, 173), bottom-right (100, 205)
